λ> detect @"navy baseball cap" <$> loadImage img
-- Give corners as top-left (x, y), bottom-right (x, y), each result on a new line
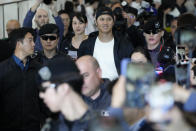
top-left (143, 18), bottom-right (163, 34)
top-left (96, 7), bottom-right (114, 20)
top-left (39, 24), bottom-right (59, 36)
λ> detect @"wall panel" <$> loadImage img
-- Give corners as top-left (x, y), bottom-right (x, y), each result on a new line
top-left (0, 6), bottom-right (4, 38)
top-left (4, 3), bottom-right (18, 38)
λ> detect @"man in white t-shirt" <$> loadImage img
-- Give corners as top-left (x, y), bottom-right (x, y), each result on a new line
top-left (78, 7), bottom-right (134, 80)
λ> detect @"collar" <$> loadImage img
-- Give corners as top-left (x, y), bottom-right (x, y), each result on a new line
top-left (41, 50), bottom-right (59, 59)
top-left (83, 84), bottom-right (105, 103)
top-left (148, 43), bottom-right (162, 52)
top-left (12, 55), bottom-right (29, 71)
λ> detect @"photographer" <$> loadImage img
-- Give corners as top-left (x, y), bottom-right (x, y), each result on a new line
top-left (123, 6), bottom-right (146, 48)
top-left (112, 2), bottom-right (127, 34)
top-left (23, 0), bottom-right (64, 51)
top-left (157, 0), bottom-right (180, 29)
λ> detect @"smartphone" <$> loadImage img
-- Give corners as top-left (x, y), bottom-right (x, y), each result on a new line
top-left (121, 58), bottom-right (155, 108)
top-left (175, 46), bottom-right (190, 87)
top-left (176, 46), bottom-right (187, 65)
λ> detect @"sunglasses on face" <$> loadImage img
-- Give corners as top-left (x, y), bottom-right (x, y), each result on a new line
top-left (144, 29), bottom-right (161, 35)
top-left (41, 35), bottom-right (57, 41)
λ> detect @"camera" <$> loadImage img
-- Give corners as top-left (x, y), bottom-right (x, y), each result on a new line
top-left (113, 7), bottom-right (127, 33)
top-left (43, 0), bottom-right (56, 5)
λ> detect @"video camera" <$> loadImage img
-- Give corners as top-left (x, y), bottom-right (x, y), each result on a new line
top-left (113, 7), bottom-right (127, 33)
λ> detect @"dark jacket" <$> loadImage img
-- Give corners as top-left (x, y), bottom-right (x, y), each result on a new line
top-left (44, 111), bottom-right (90, 131)
top-left (78, 32), bottom-right (134, 74)
top-left (126, 25), bottom-right (145, 48)
top-left (34, 51), bottom-right (68, 65)
top-left (82, 83), bottom-right (111, 111)
top-left (59, 36), bottom-right (79, 59)
top-left (0, 39), bottom-right (13, 62)
top-left (0, 57), bottom-right (44, 131)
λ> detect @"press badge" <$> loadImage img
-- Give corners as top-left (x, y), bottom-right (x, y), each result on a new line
top-left (68, 51), bottom-right (77, 59)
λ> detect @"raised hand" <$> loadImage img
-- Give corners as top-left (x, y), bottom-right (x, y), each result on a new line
top-left (48, 1), bottom-right (58, 17)
top-left (111, 76), bottom-right (126, 108)
top-left (31, 0), bottom-right (44, 12)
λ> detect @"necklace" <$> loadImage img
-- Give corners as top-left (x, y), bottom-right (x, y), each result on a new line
top-left (72, 35), bottom-right (88, 49)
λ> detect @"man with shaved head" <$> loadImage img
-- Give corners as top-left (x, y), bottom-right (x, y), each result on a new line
top-left (76, 55), bottom-right (111, 111)
top-left (0, 20), bottom-right (20, 62)
top-left (6, 19), bottom-right (20, 37)
top-left (23, 0), bottom-right (63, 51)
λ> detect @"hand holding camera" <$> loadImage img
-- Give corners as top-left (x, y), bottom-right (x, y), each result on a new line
top-left (47, 1), bottom-right (58, 17)
top-left (31, 0), bottom-right (43, 12)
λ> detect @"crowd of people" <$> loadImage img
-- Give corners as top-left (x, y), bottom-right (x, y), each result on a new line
top-left (1, 0), bottom-right (196, 130)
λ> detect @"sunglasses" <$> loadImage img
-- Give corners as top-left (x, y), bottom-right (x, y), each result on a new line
top-left (144, 29), bottom-right (161, 35)
top-left (41, 35), bottom-right (57, 41)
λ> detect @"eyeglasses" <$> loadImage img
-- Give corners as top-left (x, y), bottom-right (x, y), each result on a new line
top-left (41, 35), bottom-right (57, 41)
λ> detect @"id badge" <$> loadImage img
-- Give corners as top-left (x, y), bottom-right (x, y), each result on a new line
top-left (68, 51), bottom-right (77, 59)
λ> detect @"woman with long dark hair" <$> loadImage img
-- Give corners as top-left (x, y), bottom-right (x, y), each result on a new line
top-left (60, 12), bottom-right (88, 60)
